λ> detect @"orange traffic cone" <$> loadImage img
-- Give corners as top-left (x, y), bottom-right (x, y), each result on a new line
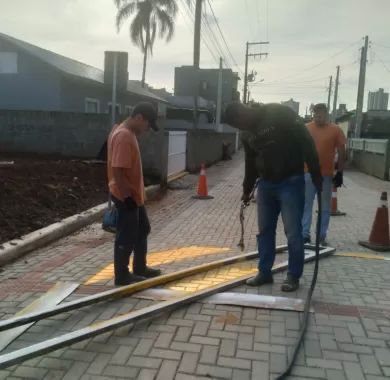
top-left (330, 186), bottom-right (346, 216)
top-left (192, 163), bottom-right (214, 200)
top-left (359, 192), bottom-right (390, 251)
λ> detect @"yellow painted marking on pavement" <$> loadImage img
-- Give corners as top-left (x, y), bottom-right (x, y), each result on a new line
top-left (335, 252), bottom-right (390, 260)
top-left (84, 246), bottom-right (231, 285)
top-left (165, 261), bottom-right (257, 292)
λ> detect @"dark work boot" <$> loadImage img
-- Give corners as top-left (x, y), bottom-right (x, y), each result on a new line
top-left (246, 272), bottom-right (274, 287)
top-left (114, 273), bottom-right (146, 286)
top-left (134, 266), bottom-right (162, 278)
top-left (281, 274), bottom-right (299, 292)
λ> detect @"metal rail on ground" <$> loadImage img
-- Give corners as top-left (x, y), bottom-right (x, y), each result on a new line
top-left (0, 246), bottom-right (335, 369)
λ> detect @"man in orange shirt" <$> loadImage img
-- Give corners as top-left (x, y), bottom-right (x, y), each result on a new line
top-left (107, 102), bottom-right (161, 286)
top-left (303, 103), bottom-right (346, 245)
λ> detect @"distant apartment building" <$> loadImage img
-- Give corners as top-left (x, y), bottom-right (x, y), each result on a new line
top-left (367, 88), bottom-right (389, 110)
top-left (281, 98), bottom-right (299, 114)
top-left (174, 66), bottom-right (240, 109)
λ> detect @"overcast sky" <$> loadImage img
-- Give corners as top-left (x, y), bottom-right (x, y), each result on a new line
top-left (2, 0), bottom-right (390, 115)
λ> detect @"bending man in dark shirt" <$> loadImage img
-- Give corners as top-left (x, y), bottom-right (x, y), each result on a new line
top-left (224, 103), bottom-right (322, 291)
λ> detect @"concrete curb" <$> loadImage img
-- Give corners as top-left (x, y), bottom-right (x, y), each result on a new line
top-left (0, 185), bottom-right (162, 267)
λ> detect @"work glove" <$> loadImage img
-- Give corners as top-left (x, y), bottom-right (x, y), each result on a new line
top-left (333, 171), bottom-right (343, 188)
top-left (124, 197), bottom-right (138, 210)
top-left (312, 175), bottom-right (323, 194)
top-left (241, 193), bottom-right (251, 206)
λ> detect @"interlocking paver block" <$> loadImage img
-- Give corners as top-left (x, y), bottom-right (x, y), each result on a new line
top-left (178, 352), bottom-right (199, 373)
top-left (344, 361), bottom-right (366, 380)
top-left (127, 356), bottom-right (162, 369)
top-left (155, 360), bottom-right (179, 380)
top-left (199, 345), bottom-right (218, 365)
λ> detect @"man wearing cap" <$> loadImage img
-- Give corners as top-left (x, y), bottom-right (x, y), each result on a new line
top-left (224, 103), bottom-right (322, 291)
top-left (302, 103), bottom-right (346, 246)
top-left (107, 102), bottom-right (161, 286)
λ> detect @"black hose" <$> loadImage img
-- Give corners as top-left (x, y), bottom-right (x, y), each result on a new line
top-left (275, 192), bottom-right (322, 380)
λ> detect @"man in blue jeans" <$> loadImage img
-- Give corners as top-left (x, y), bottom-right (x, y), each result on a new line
top-left (303, 103), bottom-right (346, 246)
top-left (224, 103), bottom-right (322, 291)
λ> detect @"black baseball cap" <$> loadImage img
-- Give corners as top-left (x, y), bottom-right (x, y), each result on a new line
top-left (132, 102), bottom-right (159, 131)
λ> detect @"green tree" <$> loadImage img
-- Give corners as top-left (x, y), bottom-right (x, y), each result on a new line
top-left (114, 0), bottom-right (178, 87)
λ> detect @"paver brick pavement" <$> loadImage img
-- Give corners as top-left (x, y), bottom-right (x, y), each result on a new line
top-left (1, 152), bottom-right (390, 379)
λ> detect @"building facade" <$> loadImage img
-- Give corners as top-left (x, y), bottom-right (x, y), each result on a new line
top-left (367, 88), bottom-right (389, 111)
top-left (0, 33), bottom-right (165, 115)
top-left (174, 66), bottom-right (240, 109)
top-left (281, 98), bottom-right (299, 114)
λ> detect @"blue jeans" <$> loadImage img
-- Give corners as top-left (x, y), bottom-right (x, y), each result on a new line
top-left (257, 175), bottom-right (305, 279)
top-left (302, 174), bottom-right (332, 241)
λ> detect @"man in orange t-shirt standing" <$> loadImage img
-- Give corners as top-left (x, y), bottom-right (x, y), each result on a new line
top-left (107, 102), bottom-right (161, 286)
top-left (302, 103), bottom-right (346, 246)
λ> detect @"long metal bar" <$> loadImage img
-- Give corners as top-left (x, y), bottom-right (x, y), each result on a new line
top-left (0, 247), bottom-right (335, 369)
top-left (133, 289), bottom-right (313, 313)
top-left (0, 248), bottom-right (289, 332)
top-left (0, 282), bottom-right (79, 352)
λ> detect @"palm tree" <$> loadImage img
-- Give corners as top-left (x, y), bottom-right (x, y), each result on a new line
top-left (114, 0), bottom-right (178, 87)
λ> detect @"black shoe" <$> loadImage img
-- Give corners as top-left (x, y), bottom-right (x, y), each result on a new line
top-left (281, 274), bottom-right (299, 292)
top-left (320, 239), bottom-right (328, 247)
top-left (134, 266), bottom-right (162, 278)
top-left (303, 236), bottom-right (311, 244)
top-left (115, 273), bottom-right (146, 286)
top-left (246, 272), bottom-right (274, 287)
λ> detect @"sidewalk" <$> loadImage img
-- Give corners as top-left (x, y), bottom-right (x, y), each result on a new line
top-left (0, 151), bottom-right (389, 380)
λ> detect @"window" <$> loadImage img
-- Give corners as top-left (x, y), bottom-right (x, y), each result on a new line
top-left (85, 98), bottom-right (100, 113)
top-left (107, 102), bottom-right (121, 115)
top-left (125, 105), bottom-right (134, 116)
top-left (0, 52), bottom-right (18, 74)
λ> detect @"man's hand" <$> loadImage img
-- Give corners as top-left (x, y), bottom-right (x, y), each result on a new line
top-left (333, 171), bottom-right (343, 188)
top-left (241, 193), bottom-right (251, 206)
top-left (312, 175), bottom-right (323, 193)
top-left (124, 197), bottom-right (138, 210)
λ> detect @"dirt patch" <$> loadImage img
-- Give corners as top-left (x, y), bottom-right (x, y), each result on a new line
top-left (0, 157), bottom-right (108, 244)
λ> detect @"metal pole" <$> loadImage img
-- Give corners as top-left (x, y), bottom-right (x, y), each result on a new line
top-left (327, 75), bottom-right (333, 115)
top-left (243, 42), bottom-right (249, 104)
top-left (193, 0), bottom-right (202, 128)
top-left (111, 52), bottom-right (118, 128)
top-left (216, 57), bottom-right (223, 131)
top-left (355, 36), bottom-right (369, 137)
top-left (108, 52), bottom-right (118, 209)
top-left (332, 66), bottom-right (340, 123)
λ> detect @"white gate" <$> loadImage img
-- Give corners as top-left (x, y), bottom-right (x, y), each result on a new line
top-left (168, 131), bottom-right (187, 177)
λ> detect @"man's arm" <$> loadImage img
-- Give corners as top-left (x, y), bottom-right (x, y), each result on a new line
top-left (299, 123), bottom-right (322, 189)
top-left (337, 144), bottom-right (346, 171)
top-left (242, 139), bottom-right (258, 198)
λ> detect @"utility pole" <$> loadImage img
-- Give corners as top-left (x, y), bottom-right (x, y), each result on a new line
top-left (332, 66), bottom-right (340, 123)
top-left (327, 75), bottom-right (333, 115)
top-left (243, 41), bottom-right (269, 104)
top-left (216, 57), bottom-right (223, 132)
top-left (355, 35), bottom-right (369, 137)
top-left (111, 52), bottom-right (118, 128)
top-left (193, 0), bottom-right (203, 128)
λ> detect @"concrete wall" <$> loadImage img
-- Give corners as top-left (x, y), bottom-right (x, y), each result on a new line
top-left (0, 39), bottom-right (61, 111)
top-left (0, 110), bottom-right (168, 184)
top-left (138, 129), bottom-right (169, 185)
top-left (351, 150), bottom-right (389, 180)
top-left (186, 129), bottom-right (237, 172)
top-left (0, 110), bottom-right (110, 157)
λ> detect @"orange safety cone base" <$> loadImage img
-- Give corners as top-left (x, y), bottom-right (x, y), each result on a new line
top-left (330, 210), bottom-right (346, 216)
top-left (192, 194), bottom-right (214, 200)
top-left (359, 240), bottom-right (390, 252)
